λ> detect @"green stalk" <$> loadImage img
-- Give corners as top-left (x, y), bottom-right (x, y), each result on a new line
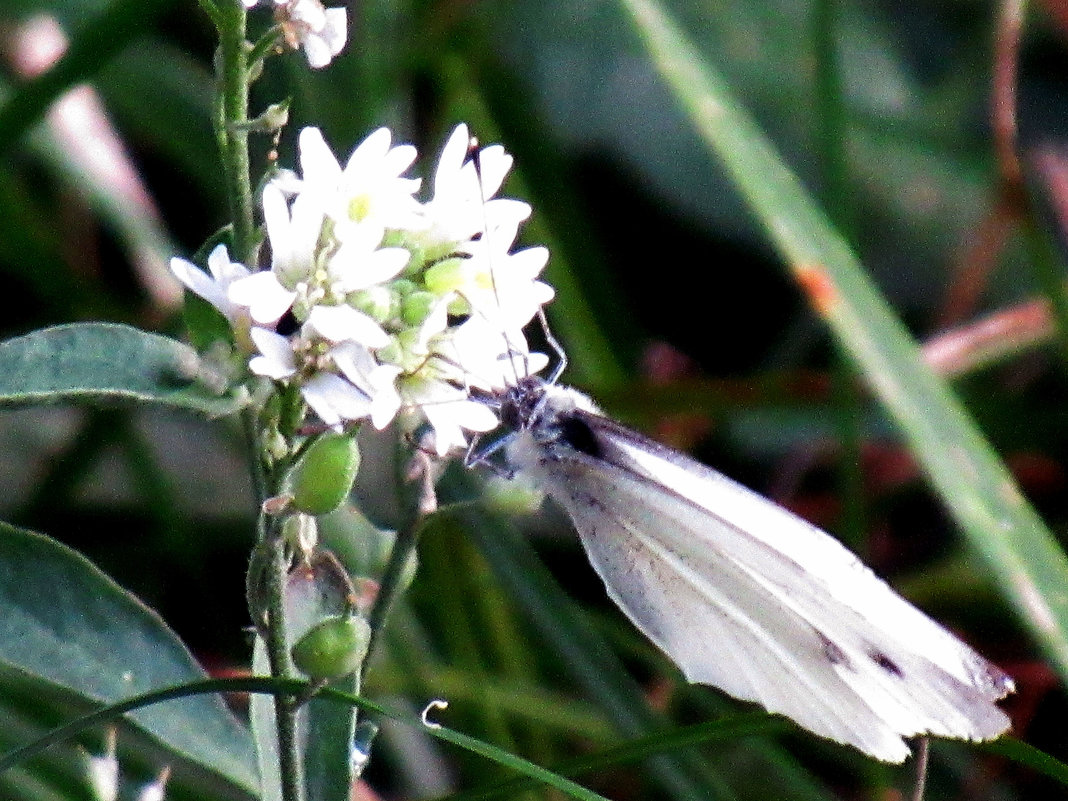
top-left (214, 4), bottom-right (255, 262)
top-left (211, 5), bottom-right (302, 798)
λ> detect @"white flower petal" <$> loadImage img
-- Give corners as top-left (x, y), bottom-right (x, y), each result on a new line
top-left (473, 144), bottom-right (512, 200)
top-left (308, 304), bottom-right (390, 347)
top-left (228, 272), bottom-right (297, 324)
top-left (421, 405), bottom-right (467, 456)
top-left (299, 127), bottom-right (343, 190)
top-left (345, 127), bottom-right (393, 172)
top-left (301, 34), bottom-right (334, 69)
top-left (206, 243), bottom-right (248, 282)
top-left (414, 298), bottom-right (450, 351)
top-left (303, 373), bottom-right (371, 426)
top-left (248, 328), bottom-right (297, 378)
top-left (329, 242), bottom-right (410, 292)
top-left (171, 257), bottom-right (229, 311)
top-left (368, 366), bottom-right (403, 429)
top-left (434, 125), bottom-right (470, 190)
top-left (449, 399), bottom-right (500, 431)
top-left (321, 8), bottom-right (348, 52)
top-left (289, 0), bottom-right (326, 28)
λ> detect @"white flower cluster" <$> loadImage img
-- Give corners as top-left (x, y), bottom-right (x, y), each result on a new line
top-left (172, 125), bottom-right (553, 454)
top-left (243, 0), bottom-right (347, 69)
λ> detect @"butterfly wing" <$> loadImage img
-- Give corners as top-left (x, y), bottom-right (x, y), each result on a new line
top-left (511, 409), bottom-right (1012, 762)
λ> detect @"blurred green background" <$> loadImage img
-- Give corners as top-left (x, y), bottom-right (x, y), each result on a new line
top-left (0, 0), bottom-right (1066, 798)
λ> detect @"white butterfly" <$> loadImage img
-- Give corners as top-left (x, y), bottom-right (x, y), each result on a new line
top-left (482, 374), bottom-right (1014, 763)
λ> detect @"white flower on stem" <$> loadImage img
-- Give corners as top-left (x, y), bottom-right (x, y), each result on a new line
top-left (134, 767), bottom-right (170, 801)
top-left (229, 182), bottom-right (409, 331)
top-left (400, 376), bottom-right (499, 456)
top-left (227, 183), bottom-right (322, 325)
top-left (249, 326), bottom-right (372, 427)
top-left (425, 229), bottom-right (553, 338)
top-left (263, 181), bottom-right (323, 291)
top-left (274, 0), bottom-right (348, 69)
top-left (431, 316), bottom-right (549, 392)
top-left (298, 127), bottom-right (423, 242)
top-left (332, 343), bottom-right (404, 428)
top-left (421, 124), bottom-right (531, 246)
top-left (170, 244), bottom-right (252, 324)
top-left (83, 731), bottom-right (119, 801)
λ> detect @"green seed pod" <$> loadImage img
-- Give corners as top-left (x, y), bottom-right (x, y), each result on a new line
top-left (289, 433), bottom-right (361, 516)
top-left (291, 614), bottom-right (371, 680)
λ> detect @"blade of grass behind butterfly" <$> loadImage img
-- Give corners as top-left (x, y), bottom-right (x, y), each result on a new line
top-left (618, 0), bottom-right (1068, 680)
top-left (435, 472), bottom-right (835, 801)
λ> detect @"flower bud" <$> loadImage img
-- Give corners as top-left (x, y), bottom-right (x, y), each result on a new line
top-left (291, 614), bottom-right (371, 680)
top-left (424, 257), bottom-right (468, 295)
top-left (400, 291), bottom-right (437, 326)
top-left (348, 285), bottom-right (395, 323)
top-left (288, 433), bottom-right (361, 515)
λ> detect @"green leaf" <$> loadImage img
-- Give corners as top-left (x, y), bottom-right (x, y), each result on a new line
top-left (0, 323), bottom-right (245, 416)
top-left (617, 0), bottom-right (1068, 684)
top-left (0, 523), bottom-right (257, 796)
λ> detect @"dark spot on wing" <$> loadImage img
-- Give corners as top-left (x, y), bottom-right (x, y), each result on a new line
top-left (558, 414), bottom-right (603, 458)
top-left (817, 631), bottom-right (850, 668)
top-left (868, 648), bottom-right (903, 677)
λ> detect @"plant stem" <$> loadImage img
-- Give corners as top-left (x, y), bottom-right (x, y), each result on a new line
top-left (215, 4), bottom-right (255, 263)
top-left (262, 526), bottom-right (307, 801)
top-left (211, 5), bottom-right (302, 797)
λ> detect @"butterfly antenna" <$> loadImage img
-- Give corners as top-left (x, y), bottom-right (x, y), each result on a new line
top-left (537, 307), bottom-right (567, 384)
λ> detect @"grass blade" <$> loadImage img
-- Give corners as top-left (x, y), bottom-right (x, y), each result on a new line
top-left (618, 0), bottom-right (1068, 682)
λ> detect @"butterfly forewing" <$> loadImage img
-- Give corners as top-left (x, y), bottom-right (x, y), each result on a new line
top-left (503, 390), bottom-right (1012, 762)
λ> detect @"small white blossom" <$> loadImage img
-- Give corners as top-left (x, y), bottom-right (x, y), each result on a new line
top-left (134, 767), bottom-right (170, 801)
top-left (170, 244), bottom-right (252, 323)
top-left (286, 1), bottom-right (347, 69)
top-left (250, 0), bottom-right (348, 69)
top-left (262, 182), bottom-right (323, 292)
top-left (422, 124), bottom-right (532, 245)
top-left (248, 326), bottom-right (372, 427)
top-left (432, 317), bottom-right (549, 391)
top-left (84, 746), bottom-right (118, 801)
top-left (400, 376), bottom-right (499, 456)
top-left (298, 127), bottom-right (423, 242)
top-left (230, 182), bottom-right (410, 330)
